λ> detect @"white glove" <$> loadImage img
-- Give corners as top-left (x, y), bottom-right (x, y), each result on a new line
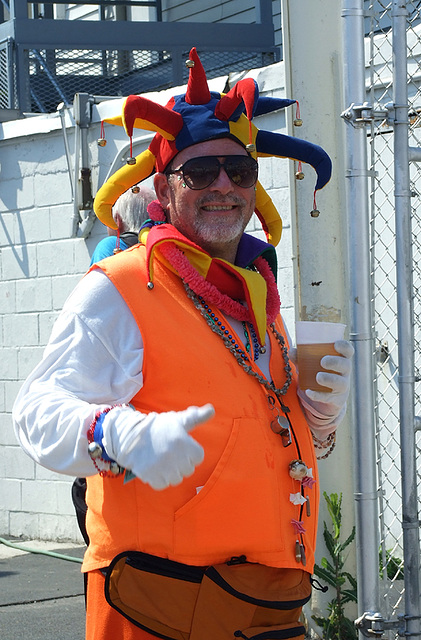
top-left (296, 340), bottom-right (354, 421)
top-left (102, 403), bottom-right (215, 490)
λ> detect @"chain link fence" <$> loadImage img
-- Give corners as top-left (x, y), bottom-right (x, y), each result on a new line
top-left (365, 0), bottom-right (421, 624)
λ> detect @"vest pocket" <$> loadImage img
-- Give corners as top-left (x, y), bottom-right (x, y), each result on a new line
top-left (173, 416), bottom-right (285, 559)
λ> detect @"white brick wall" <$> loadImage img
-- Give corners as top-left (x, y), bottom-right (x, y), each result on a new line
top-left (0, 61), bottom-right (294, 543)
top-left (0, 116), bottom-right (99, 543)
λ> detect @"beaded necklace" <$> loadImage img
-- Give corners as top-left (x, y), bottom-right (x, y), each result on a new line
top-left (242, 321), bottom-right (261, 361)
top-left (155, 238), bottom-right (335, 459)
top-left (157, 238), bottom-right (324, 565)
top-left (156, 239), bottom-right (292, 407)
top-left (183, 281), bottom-right (315, 566)
top-left (183, 281), bottom-right (292, 402)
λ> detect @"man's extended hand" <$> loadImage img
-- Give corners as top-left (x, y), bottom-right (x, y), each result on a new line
top-left (102, 403), bottom-right (215, 490)
top-left (302, 339), bottom-right (354, 416)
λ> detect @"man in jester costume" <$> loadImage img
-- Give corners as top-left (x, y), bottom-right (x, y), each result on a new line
top-left (13, 48), bottom-right (353, 640)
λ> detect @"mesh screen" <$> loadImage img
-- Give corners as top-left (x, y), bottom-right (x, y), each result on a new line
top-left (0, 42), bottom-right (10, 109)
top-left (25, 48), bottom-right (274, 113)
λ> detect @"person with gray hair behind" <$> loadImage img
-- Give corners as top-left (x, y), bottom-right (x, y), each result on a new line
top-left (90, 183), bottom-right (155, 265)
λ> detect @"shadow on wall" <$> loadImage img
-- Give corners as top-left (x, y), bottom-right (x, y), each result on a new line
top-left (0, 149), bottom-right (30, 276)
top-left (0, 212), bottom-right (29, 277)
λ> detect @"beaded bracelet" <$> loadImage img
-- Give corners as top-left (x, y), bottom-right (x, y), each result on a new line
top-left (87, 406), bottom-right (124, 478)
top-left (313, 431), bottom-right (336, 460)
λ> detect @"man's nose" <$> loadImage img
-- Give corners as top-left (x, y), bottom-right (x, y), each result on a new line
top-left (209, 165), bottom-right (234, 192)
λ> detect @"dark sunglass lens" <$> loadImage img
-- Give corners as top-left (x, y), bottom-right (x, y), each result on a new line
top-left (225, 157), bottom-right (258, 188)
top-left (182, 157), bottom-right (219, 189)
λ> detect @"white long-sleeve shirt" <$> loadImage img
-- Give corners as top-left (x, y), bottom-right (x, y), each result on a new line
top-left (13, 269), bottom-right (342, 477)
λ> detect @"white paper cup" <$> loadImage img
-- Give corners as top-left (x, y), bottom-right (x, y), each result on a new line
top-left (295, 321), bottom-right (346, 391)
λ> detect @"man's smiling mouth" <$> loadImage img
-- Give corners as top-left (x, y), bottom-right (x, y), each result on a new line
top-left (201, 205), bottom-right (236, 211)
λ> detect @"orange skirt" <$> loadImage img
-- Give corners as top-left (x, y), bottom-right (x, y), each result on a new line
top-left (86, 569), bottom-right (155, 640)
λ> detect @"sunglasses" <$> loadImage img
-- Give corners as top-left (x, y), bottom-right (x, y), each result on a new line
top-left (165, 155), bottom-right (258, 190)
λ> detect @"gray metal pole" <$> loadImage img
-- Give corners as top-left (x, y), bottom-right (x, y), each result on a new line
top-left (392, 2), bottom-right (421, 637)
top-left (342, 0), bottom-right (381, 620)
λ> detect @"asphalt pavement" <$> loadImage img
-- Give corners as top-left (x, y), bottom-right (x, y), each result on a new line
top-left (0, 538), bottom-right (87, 640)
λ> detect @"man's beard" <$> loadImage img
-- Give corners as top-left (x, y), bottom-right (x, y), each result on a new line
top-left (192, 194), bottom-right (252, 246)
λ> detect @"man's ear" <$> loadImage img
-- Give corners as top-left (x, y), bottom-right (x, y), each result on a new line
top-left (154, 172), bottom-right (171, 209)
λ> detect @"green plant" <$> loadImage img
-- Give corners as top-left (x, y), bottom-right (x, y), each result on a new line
top-left (379, 547), bottom-right (404, 581)
top-left (312, 492), bottom-right (358, 640)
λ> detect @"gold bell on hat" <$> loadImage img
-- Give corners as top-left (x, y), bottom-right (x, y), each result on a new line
top-left (97, 138), bottom-right (107, 147)
top-left (131, 185), bottom-right (140, 193)
top-left (246, 143), bottom-right (256, 153)
top-left (186, 59), bottom-right (195, 68)
top-left (294, 118), bottom-right (303, 127)
top-left (295, 161), bottom-right (304, 181)
top-left (310, 209), bottom-right (320, 218)
top-left (127, 157), bottom-right (136, 165)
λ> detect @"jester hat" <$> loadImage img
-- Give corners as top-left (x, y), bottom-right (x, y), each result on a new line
top-left (94, 47), bottom-right (332, 246)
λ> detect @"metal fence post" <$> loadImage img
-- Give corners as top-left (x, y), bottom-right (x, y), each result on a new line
top-left (342, 0), bottom-right (381, 622)
top-left (392, 2), bottom-right (421, 638)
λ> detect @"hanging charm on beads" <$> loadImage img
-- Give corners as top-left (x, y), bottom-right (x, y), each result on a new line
top-left (289, 459), bottom-right (308, 480)
top-left (270, 414), bottom-right (290, 435)
top-left (302, 468), bottom-right (316, 489)
top-left (300, 543), bottom-right (307, 566)
top-left (292, 519), bottom-right (307, 565)
top-left (268, 396), bottom-right (292, 447)
top-left (291, 519), bottom-right (306, 535)
top-left (289, 453), bottom-right (316, 567)
top-left (290, 492), bottom-right (307, 506)
top-left (271, 416), bottom-right (292, 447)
top-left (290, 489), bottom-right (311, 517)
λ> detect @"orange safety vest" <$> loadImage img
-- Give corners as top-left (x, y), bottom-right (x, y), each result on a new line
top-left (83, 245), bottom-right (319, 573)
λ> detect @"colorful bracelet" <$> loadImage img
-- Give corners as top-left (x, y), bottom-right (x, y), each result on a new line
top-left (87, 406), bottom-right (124, 477)
top-left (313, 431), bottom-right (336, 460)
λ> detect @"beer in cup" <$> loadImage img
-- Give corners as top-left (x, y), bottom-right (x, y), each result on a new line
top-left (295, 321), bottom-right (346, 392)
